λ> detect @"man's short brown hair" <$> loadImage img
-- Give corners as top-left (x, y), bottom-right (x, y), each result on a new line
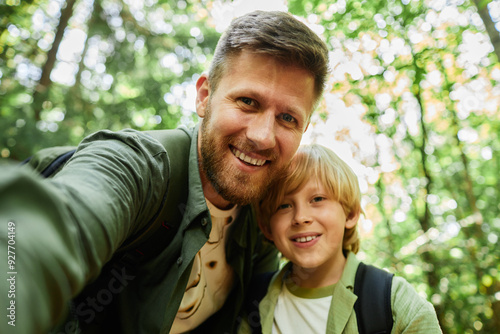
top-left (209, 11), bottom-right (330, 108)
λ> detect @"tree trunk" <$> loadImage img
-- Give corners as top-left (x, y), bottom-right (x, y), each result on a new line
top-left (436, 56), bottom-right (500, 333)
top-left (374, 178), bottom-right (397, 263)
top-left (33, 0), bottom-right (77, 120)
top-left (472, 0), bottom-right (500, 62)
top-left (493, 298), bottom-right (500, 334)
top-left (408, 55), bottom-right (448, 332)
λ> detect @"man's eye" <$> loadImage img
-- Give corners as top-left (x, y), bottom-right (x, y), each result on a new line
top-left (312, 196), bottom-right (325, 203)
top-left (281, 113), bottom-right (296, 123)
top-left (240, 97), bottom-right (254, 106)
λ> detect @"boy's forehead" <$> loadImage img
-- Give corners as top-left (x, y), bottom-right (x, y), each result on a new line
top-left (285, 176), bottom-right (323, 196)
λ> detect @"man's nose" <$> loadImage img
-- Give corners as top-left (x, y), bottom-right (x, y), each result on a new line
top-left (245, 110), bottom-right (276, 150)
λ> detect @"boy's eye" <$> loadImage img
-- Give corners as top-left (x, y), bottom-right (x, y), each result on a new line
top-left (277, 203), bottom-right (291, 211)
top-left (312, 196), bottom-right (325, 203)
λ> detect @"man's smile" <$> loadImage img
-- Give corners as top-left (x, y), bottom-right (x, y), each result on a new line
top-left (230, 146), bottom-right (269, 167)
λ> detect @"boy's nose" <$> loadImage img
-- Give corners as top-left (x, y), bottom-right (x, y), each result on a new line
top-left (245, 111), bottom-right (276, 151)
top-left (293, 206), bottom-right (313, 225)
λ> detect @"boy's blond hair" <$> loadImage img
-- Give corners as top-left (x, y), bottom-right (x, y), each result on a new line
top-left (258, 144), bottom-right (361, 253)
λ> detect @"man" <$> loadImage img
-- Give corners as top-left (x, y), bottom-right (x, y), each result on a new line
top-left (0, 10), bottom-right (329, 333)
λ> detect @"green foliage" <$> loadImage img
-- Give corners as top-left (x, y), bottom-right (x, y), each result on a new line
top-left (1, 0), bottom-right (500, 332)
top-left (0, 0), bottom-right (219, 160)
top-left (289, 0), bottom-right (500, 332)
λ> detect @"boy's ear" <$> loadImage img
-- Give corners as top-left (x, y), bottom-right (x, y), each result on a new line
top-left (345, 210), bottom-right (360, 229)
top-left (258, 220), bottom-right (274, 241)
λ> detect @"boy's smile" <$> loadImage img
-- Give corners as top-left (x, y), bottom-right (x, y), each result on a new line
top-left (290, 232), bottom-right (322, 248)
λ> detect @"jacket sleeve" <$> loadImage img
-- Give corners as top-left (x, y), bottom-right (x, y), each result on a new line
top-left (0, 129), bottom-right (170, 334)
top-left (391, 276), bottom-right (443, 333)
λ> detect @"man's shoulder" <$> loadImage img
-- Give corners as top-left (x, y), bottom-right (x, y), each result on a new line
top-left (77, 125), bottom-right (196, 161)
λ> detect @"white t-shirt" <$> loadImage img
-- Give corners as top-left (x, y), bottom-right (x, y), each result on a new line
top-left (170, 199), bottom-right (240, 333)
top-left (272, 277), bottom-right (335, 334)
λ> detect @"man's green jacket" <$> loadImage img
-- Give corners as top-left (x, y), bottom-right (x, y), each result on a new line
top-left (0, 125), bottom-right (279, 334)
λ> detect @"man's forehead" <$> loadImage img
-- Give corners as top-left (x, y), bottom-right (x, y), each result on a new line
top-left (223, 50), bottom-right (319, 101)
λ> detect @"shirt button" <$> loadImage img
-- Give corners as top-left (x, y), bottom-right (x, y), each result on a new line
top-left (177, 257), bottom-right (183, 265)
top-left (201, 217), bottom-right (208, 226)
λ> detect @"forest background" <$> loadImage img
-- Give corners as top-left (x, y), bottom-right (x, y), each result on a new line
top-left (1, 0), bottom-right (499, 332)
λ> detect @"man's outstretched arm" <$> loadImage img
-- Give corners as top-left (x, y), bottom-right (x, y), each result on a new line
top-left (0, 129), bottom-right (170, 334)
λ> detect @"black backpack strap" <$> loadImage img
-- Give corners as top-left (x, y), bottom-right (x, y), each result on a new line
top-left (22, 147), bottom-right (77, 177)
top-left (40, 149), bottom-right (77, 177)
top-left (354, 262), bottom-right (394, 334)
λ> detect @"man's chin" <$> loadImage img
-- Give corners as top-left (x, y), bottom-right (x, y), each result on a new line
top-left (219, 189), bottom-right (262, 206)
top-left (218, 181), bottom-right (269, 206)
top-left (206, 160), bottom-right (279, 205)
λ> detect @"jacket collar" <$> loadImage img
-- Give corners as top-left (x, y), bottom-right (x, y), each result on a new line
top-left (326, 251), bottom-right (360, 333)
top-left (259, 262), bottom-right (291, 332)
top-left (180, 124), bottom-right (210, 227)
top-left (260, 253), bottom-right (361, 334)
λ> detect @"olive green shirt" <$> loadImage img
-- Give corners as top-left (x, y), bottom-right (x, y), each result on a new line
top-left (0, 126), bottom-right (278, 334)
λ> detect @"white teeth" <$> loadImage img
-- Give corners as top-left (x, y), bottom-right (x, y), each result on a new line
top-left (294, 235), bottom-right (318, 243)
top-left (232, 148), bottom-right (266, 166)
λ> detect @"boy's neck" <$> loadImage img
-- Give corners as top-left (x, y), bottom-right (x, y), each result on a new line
top-left (289, 255), bottom-right (347, 289)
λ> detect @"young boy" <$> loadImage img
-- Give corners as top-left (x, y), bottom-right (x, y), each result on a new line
top-left (242, 144), bottom-right (442, 333)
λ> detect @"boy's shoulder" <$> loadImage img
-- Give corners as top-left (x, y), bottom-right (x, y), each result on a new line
top-left (391, 276), bottom-right (442, 332)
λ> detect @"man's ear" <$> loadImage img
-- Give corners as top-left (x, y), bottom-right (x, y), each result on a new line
top-left (303, 121), bottom-right (310, 133)
top-left (345, 210), bottom-right (360, 229)
top-left (196, 74), bottom-right (210, 118)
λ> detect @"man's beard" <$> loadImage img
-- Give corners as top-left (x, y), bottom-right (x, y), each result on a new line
top-left (199, 104), bottom-right (284, 206)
